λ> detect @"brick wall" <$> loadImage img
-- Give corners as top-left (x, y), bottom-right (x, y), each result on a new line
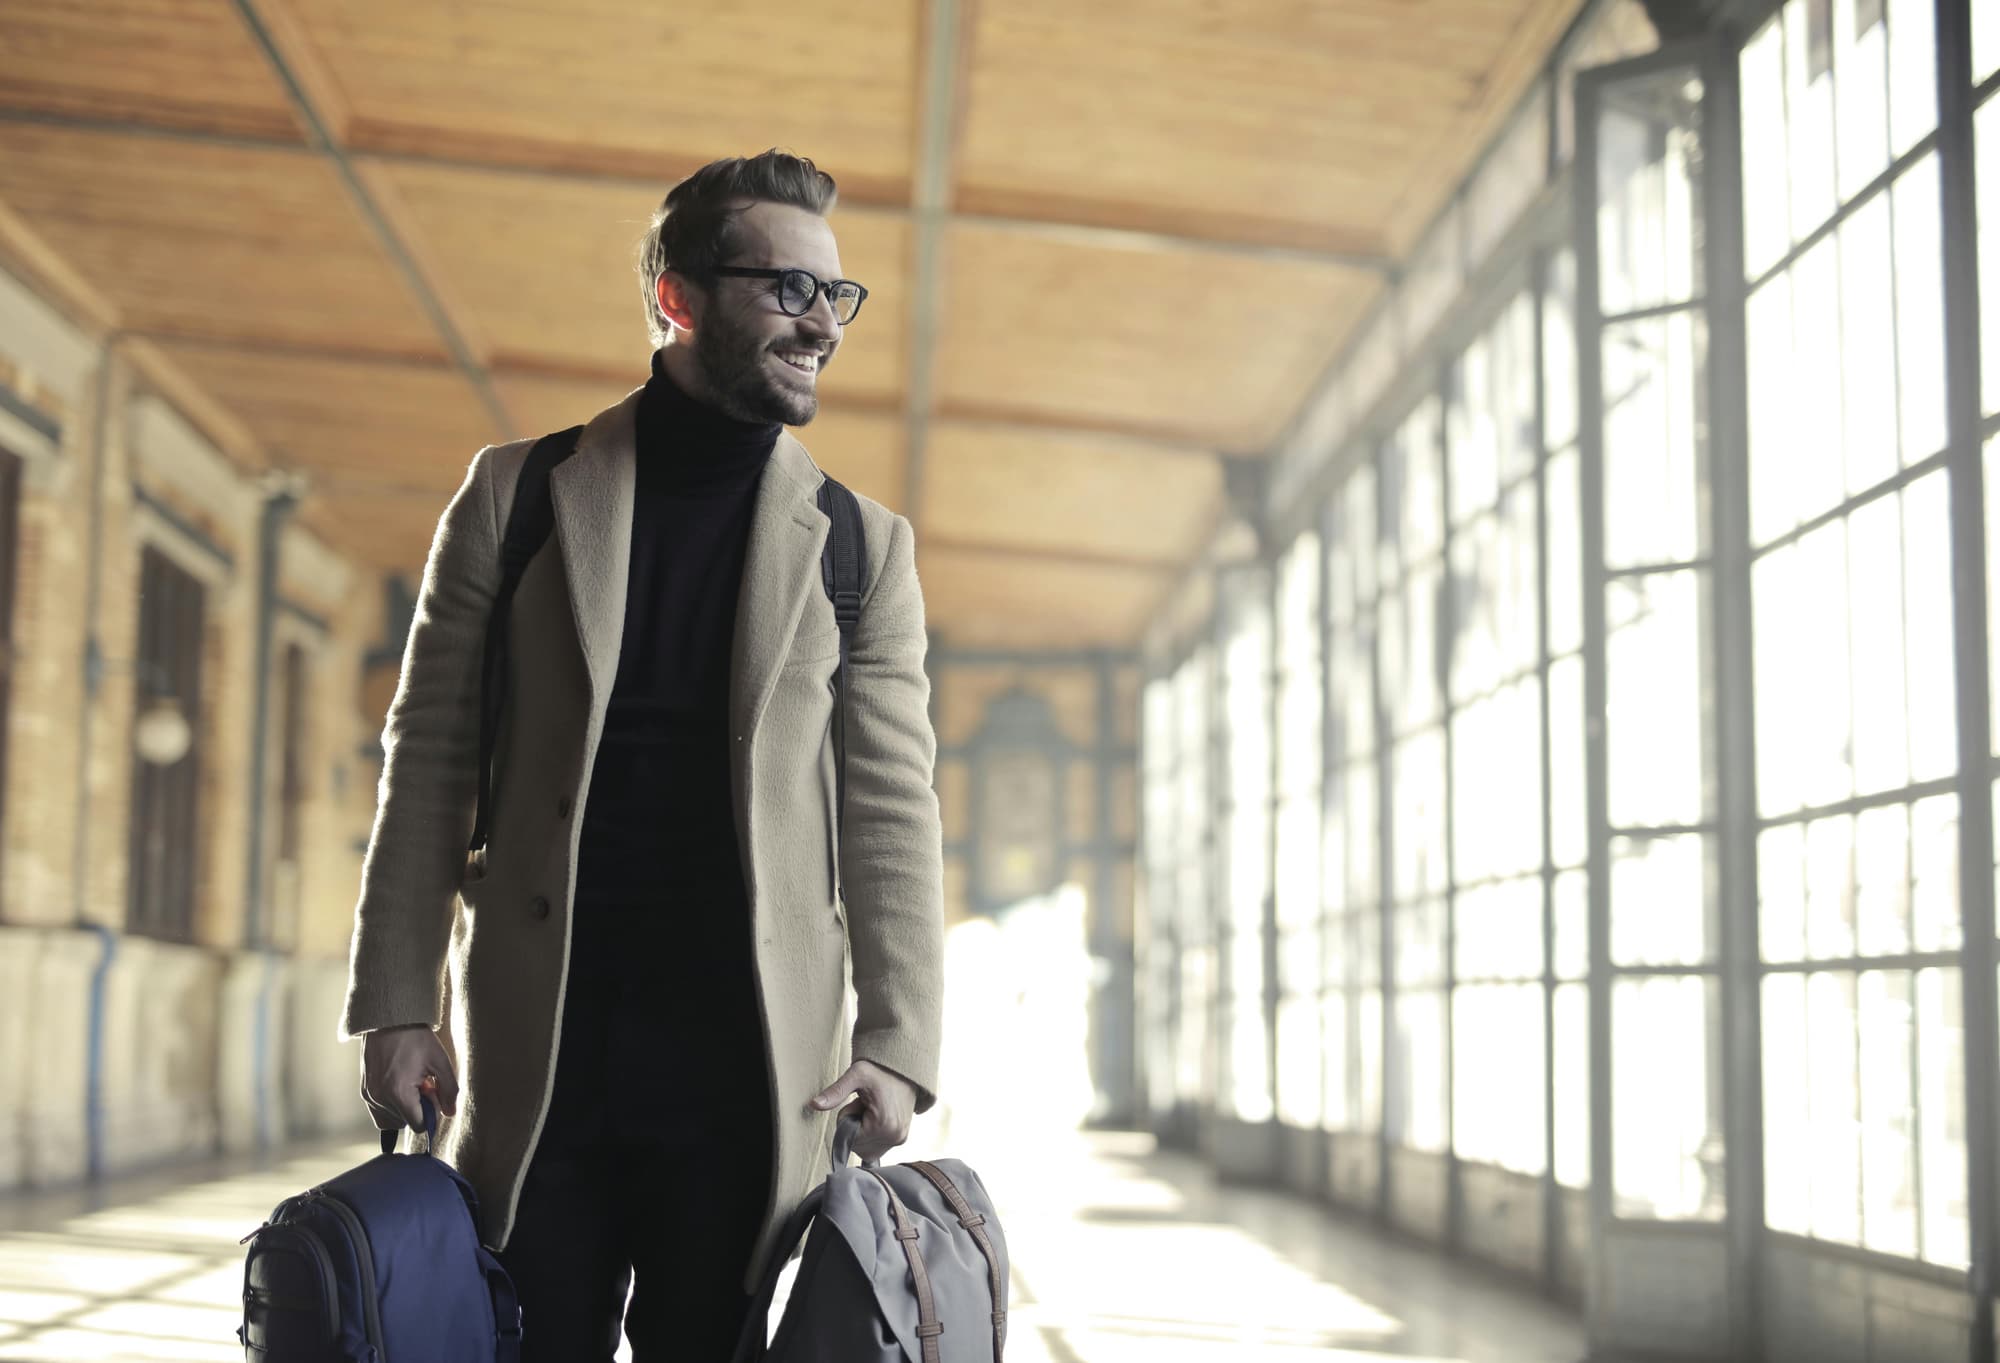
top-left (0, 263), bottom-right (386, 1179)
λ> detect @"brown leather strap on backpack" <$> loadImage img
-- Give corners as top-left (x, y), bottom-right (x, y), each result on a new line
top-left (911, 1161), bottom-right (1007, 1360)
top-left (865, 1169), bottom-right (943, 1363)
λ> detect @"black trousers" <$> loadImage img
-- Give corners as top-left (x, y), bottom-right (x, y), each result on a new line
top-left (499, 888), bottom-right (774, 1363)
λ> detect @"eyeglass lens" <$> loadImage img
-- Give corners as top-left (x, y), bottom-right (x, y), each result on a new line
top-left (778, 270), bottom-right (862, 323)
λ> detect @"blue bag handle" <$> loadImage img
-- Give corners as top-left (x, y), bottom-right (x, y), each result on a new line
top-left (379, 1094), bottom-right (438, 1156)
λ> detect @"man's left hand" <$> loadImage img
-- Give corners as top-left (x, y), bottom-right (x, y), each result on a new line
top-left (809, 1059), bottom-right (917, 1162)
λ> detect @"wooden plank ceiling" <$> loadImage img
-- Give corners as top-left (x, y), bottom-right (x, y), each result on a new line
top-left (0, 0), bottom-right (1583, 649)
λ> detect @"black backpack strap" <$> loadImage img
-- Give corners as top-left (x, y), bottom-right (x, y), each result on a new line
top-left (815, 476), bottom-right (867, 896)
top-left (470, 425), bottom-right (585, 855)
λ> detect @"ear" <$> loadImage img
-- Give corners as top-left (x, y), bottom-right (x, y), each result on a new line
top-left (655, 271), bottom-right (700, 334)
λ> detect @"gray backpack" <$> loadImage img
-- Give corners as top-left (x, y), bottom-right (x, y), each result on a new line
top-left (733, 1120), bottom-right (1009, 1362)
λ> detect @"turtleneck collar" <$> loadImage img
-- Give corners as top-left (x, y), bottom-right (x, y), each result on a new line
top-left (634, 347), bottom-right (781, 495)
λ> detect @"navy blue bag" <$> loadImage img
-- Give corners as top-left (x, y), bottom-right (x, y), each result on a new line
top-left (238, 1099), bottom-right (523, 1362)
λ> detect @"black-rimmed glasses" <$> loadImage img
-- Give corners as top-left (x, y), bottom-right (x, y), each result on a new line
top-left (712, 267), bottom-right (869, 325)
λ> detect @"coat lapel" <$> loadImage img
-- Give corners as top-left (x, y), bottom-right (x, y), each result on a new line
top-left (731, 432), bottom-right (830, 744)
top-left (549, 386), bottom-right (828, 744)
top-left (549, 386), bottom-right (642, 710)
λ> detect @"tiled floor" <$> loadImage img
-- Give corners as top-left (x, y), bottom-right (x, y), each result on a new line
top-left (0, 1128), bottom-right (1584, 1362)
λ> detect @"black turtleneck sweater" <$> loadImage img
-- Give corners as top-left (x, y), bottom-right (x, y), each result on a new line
top-left (573, 352), bottom-right (778, 907)
top-left (551, 352), bottom-right (780, 1142)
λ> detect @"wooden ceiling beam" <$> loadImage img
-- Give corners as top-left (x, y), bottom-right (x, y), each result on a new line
top-left (224, 0), bottom-right (515, 439)
top-left (0, 106), bottom-right (1395, 274)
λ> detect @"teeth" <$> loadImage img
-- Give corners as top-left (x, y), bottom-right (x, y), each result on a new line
top-left (778, 350), bottom-right (818, 373)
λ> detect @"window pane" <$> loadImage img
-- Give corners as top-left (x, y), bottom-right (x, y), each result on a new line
top-left (1613, 975), bottom-right (1725, 1219)
top-left (1612, 832), bottom-right (1713, 967)
top-left (1278, 916), bottom-right (1319, 996)
top-left (1764, 973), bottom-right (1812, 1236)
top-left (1544, 249), bottom-right (1581, 452)
top-left (1911, 794), bottom-right (1961, 952)
top-left (1343, 763), bottom-right (1378, 916)
top-left (1885, 0), bottom-right (1936, 156)
top-left (1546, 447), bottom-right (1584, 658)
top-left (1276, 796), bottom-right (1320, 936)
top-left (1321, 988), bottom-right (1352, 1130)
top-left (1452, 679), bottom-right (1542, 885)
top-left (1455, 876), bottom-right (1544, 982)
top-left (1380, 563), bottom-right (1443, 733)
top-left (1903, 473), bottom-right (1957, 783)
top-left (1761, 822), bottom-right (1808, 964)
top-left (1596, 70), bottom-right (1704, 316)
top-left (1554, 981), bottom-right (1591, 1188)
top-left (1839, 195), bottom-right (1898, 494)
top-left (1607, 570), bottom-right (1708, 827)
top-left (1392, 730), bottom-right (1448, 901)
top-left (1554, 868), bottom-right (1589, 980)
top-left (1454, 982), bottom-right (1546, 1174)
top-left (1227, 996), bottom-right (1273, 1123)
top-left (1358, 986), bottom-right (1385, 1133)
top-left (1833, 0), bottom-right (1890, 203)
top-left (1786, 0), bottom-right (1840, 239)
top-left (1742, 17), bottom-right (1792, 281)
top-left (1276, 995), bottom-right (1321, 1127)
top-left (1859, 969), bottom-right (1919, 1257)
top-left (1755, 527), bottom-right (1853, 814)
top-left (1976, 0), bottom-right (2000, 87)
top-left (1855, 802), bottom-right (1915, 955)
top-left (1332, 615), bottom-right (1375, 767)
top-left (1382, 402), bottom-right (1444, 573)
top-left (1805, 971), bottom-right (1864, 1245)
top-left (1893, 155), bottom-right (1947, 456)
top-left (1918, 966), bottom-right (1967, 1266)
top-left (1549, 654), bottom-right (1588, 869)
top-left (1178, 947), bottom-right (1213, 1103)
top-left (1805, 814), bottom-right (1859, 960)
top-left (1392, 990), bottom-right (1449, 1153)
top-left (1604, 311), bottom-right (1708, 568)
top-left (1847, 495), bottom-right (1912, 795)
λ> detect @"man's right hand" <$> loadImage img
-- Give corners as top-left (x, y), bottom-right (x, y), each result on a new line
top-left (361, 1024), bottom-right (459, 1133)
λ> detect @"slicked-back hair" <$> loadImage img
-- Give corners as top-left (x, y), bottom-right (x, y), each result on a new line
top-left (636, 149), bottom-right (839, 346)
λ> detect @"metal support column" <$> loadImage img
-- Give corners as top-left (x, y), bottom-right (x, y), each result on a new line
top-left (1700, 35), bottom-right (1768, 1362)
top-left (1936, 0), bottom-right (1999, 1356)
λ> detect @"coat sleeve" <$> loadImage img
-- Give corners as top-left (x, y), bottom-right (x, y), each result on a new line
top-left (839, 511), bottom-right (946, 1111)
top-left (339, 447), bottom-right (501, 1040)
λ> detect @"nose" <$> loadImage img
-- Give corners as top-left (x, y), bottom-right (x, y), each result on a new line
top-left (801, 287), bottom-right (841, 340)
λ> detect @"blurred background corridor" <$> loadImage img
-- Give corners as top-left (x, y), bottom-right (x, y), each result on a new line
top-left (1, 0), bottom-right (1998, 1358)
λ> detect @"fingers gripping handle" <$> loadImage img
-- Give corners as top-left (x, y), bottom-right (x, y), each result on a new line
top-left (380, 1094), bottom-right (439, 1156)
top-left (831, 1111), bottom-right (881, 1174)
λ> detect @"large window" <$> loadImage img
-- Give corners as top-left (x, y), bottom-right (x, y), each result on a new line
top-left (1218, 574), bottom-right (1273, 1123)
top-left (1379, 401), bottom-right (1451, 1155)
top-left (1743, 0), bottom-right (1967, 1266)
top-left (1544, 250), bottom-right (1594, 1192)
top-left (1447, 293), bottom-right (1549, 1178)
top-left (1325, 470), bottom-right (1382, 1140)
top-left (1140, 675), bottom-right (1180, 1120)
top-left (1175, 648), bottom-right (1216, 1111)
top-left (126, 545), bottom-right (205, 942)
top-left (1591, 59), bottom-right (1729, 1223)
top-left (1274, 533), bottom-right (1324, 1127)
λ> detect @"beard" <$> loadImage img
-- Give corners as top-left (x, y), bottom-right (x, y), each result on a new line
top-left (691, 309), bottom-right (829, 427)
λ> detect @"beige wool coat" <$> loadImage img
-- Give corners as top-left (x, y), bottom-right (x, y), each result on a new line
top-left (339, 383), bottom-right (945, 1288)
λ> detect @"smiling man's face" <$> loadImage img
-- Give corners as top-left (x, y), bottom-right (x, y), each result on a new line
top-left (684, 200), bottom-right (845, 426)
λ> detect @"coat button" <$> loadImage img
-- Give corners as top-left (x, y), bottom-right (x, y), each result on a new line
top-left (530, 896), bottom-right (551, 921)
top-left (555, 795), bottom-right (572, 819)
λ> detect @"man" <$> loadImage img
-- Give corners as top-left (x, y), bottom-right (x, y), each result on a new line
top-left (339, 150), bottom-right (945, 1361)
